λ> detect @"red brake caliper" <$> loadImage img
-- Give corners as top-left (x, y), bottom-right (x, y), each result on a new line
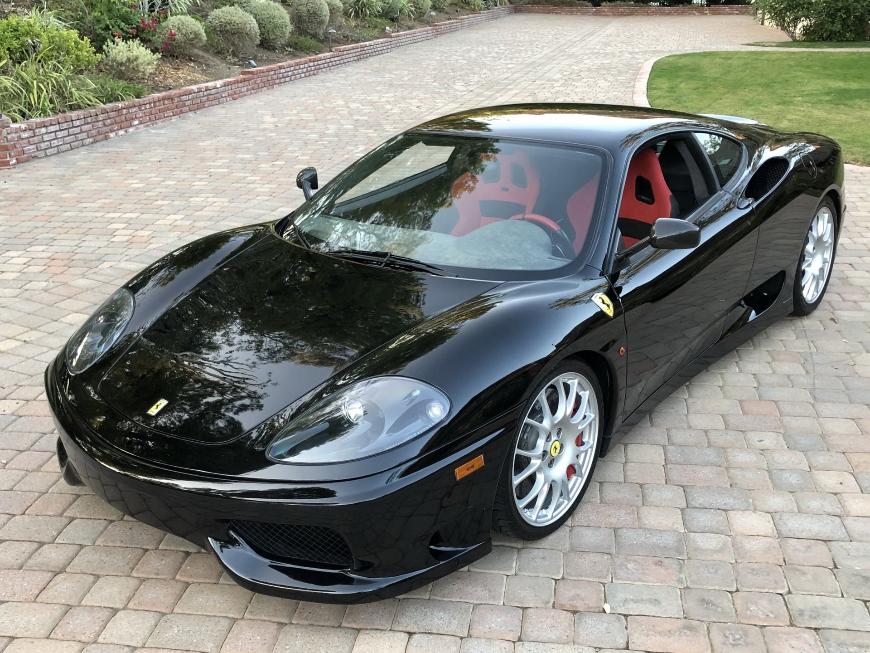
top-left (566, 464), bottom-right (576, 481)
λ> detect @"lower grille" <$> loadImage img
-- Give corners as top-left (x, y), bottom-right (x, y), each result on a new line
top-left (228, 520), bottom-right (353, 568)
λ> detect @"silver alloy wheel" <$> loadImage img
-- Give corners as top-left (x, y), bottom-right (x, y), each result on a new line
top-left (512, 372), bottom-right (599, 527)
top-left (800, 206), bottom-right (835, 304)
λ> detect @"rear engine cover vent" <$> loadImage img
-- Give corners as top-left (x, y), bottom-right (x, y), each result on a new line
top-left (746, 157), bottom-right (789, 201)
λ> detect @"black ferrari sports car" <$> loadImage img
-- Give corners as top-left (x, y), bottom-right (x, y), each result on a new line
top-left (47, 104), bottom-right (844, 602)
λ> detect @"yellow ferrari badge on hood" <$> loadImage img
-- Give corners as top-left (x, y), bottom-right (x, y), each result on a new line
top-left (592, 293), bottom-right (615, 318)
top-left (146, 398), bottom-right (168, 416)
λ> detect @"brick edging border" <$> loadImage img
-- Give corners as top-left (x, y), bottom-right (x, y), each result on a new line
top-left (0, 4), bottom-right (755, 169)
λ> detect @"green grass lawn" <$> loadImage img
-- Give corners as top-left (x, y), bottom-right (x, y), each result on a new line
top-left (647, 52), bottom-right (870, 165)
top-left (748, 40), bottom-right (870, 48)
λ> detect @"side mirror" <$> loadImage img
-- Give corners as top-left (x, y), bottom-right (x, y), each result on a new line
top-left (296, 167), bottom-right (318, 200)
top-left (649, 217), bottom-right (700, 250)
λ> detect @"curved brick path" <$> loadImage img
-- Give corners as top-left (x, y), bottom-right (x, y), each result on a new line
top-left (1, 14), bottom-right (870, 653)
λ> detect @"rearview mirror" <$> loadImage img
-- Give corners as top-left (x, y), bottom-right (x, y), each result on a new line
top-left (296, 167), bottom-right (318, 200)
top-left (650, 218), bottom-right (700, 250)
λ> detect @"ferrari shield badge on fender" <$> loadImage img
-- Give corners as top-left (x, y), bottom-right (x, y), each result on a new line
top-left (592, 292), bottom-right (615, 318)
top-left (146, 398), bottom-right (169, 416)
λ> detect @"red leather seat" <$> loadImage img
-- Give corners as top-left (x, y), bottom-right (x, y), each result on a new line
top-left (618, 148), bottom-right (673, 247)
top-left (450, 150), bottom-right (541, 236)
top-left (566, 174), bottom-right (600, 253)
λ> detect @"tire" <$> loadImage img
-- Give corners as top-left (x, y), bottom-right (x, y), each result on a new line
top-left (792, 197), bottom-right (838, 316)
top-left (493, 360), bottom-right (603, 540)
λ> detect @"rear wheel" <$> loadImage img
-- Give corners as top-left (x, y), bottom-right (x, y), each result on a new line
top-left (792, 198), bottom-right (837, 316)
top-left (493, 361), bottom-right (602, 540)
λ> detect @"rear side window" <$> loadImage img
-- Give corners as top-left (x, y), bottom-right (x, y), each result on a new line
top-left (694, 133), bottom-right (742, 186)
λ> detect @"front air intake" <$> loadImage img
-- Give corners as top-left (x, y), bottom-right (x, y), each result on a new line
top-left (228, 520), bottom-right (353, 569)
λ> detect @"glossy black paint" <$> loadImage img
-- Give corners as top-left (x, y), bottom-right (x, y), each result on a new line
top-left (46, 104), bottom-right (844, 602)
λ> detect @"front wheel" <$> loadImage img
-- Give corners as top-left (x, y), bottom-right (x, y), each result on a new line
top-left (792, 198), bottom-right (838, 316)
top-left (493, 361), bottom-right (602, 540)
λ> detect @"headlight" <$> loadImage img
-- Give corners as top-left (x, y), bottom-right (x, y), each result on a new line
top-left (65, 288), bottom-right (134, 375)
top-left (267, 376), bottom-right (450, 464)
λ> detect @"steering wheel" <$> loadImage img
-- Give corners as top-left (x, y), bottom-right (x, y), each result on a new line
top-left (511, 213), bottom-right (575, 259)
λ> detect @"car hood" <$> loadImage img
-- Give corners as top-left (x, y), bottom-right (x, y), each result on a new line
top-left (97, 230), bottom-right (499, 446)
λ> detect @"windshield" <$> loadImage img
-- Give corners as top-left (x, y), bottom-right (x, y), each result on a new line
top-left (291, 134), bottom-right (606, 277)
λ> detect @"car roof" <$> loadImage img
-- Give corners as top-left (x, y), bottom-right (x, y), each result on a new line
top-left (411, 103), bottom-right (751, 151)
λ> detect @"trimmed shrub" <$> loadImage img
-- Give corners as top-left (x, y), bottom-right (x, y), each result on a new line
top-left (101, 38), bottom-right (160, 81)
top-left (205, 5), bottom-right (260, 54)
top-left (325, 0), bottom-right (344, 24)
top-left (289, 0), bottom-right (329, 37)
top-left (59, 0), bottom-right (141, 50)
top-left (157, 15), bottom-right (207, 56)
top-left (88, 73), bottom-right (146, 103)
top-left (801, 0), bottom-right (870, 41)
top-left (757, 0), bottom-right (870, 41)
top-left (462, 0), bottom-right (484, 10)
top-left (410, 0), bottom-right (431, 15)
top-left (343, 0), bottom-right (383, 18)
top-left (382, 0), bottom-right (412, 18)
top-left (0, 11), bottom-right (100, 71)
top-left (286, 33), bottom-right (326, 51)
top-left (430, 0), bottom-right (448, 10)
top-left (241, 0), bottom-right (291, 48)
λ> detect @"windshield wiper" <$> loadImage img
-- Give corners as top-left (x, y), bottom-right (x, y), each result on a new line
top-left (286, 222), bottom-right (313, 249)
top-left (326, 248), bottom-right (444, 275)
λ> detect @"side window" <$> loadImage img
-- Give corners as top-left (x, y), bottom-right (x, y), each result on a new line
top-left (694, 133), bottom-right (742, 186)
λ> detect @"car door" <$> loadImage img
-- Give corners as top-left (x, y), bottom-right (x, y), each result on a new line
top-left (612, 131), bottom-right (758, 417)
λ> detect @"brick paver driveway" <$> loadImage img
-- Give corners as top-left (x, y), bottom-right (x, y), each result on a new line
top-left (2, 13), bottom-right (869, 653)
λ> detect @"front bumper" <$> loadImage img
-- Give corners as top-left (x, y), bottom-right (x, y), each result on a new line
top-left (48, 365), bottom-right (509, 603)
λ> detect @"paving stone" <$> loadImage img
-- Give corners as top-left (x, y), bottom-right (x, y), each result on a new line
top-left (517, 548), bottom-right (563, 578)
top-left (554, 579), bottom-right (604, 612)
top-left (686, 533), bottom-right (734, 562)
top-left (273, 624), bottom-right (358, 653)
top-left (612, 555), bottom-right (683, 586)
top-left (220, 619), bottom-right (282, 653)
top-left (784, 565), bottom-right (841, 596)
top-left (96, 610), bottom-right (161, 646)
top-left (684, 560), bottom-right (735, 591)
top-left (569, 527), bottom-right (615, 554)
top-left (735, 563), bottom-right (787, 593)
top-left (615, 528), bottom-right (686, 559)
top-left (292, 602), bottom-right (347, 626)
top-left (393, 599), bottom-right (472, 636)
top-left (605, 583), bottom-right (682, 618)
top-left (145, 614), bottom-right (234, 653)
top-left (342, 600), bottom-right (398, 630)
top-left (351, 630), bottom-right (407, 653)
top-left (708, 623), bottom-right (764, 653)
top-left (733, 592), bottom-right (789, 626)
top-left (773, 513), bottom-right (849, 541)
top-left (763, 626), bottom-right (823, 653)
top-left (563, 552), bottom-right (610, 582)
top-left (405, 633), bottom-right (461, 653)
top-left (459, 637), bottom-right (512, 653)
top-left (573, 613), bottom-right (627, 649)
top-left (681, 589), bottom-right (735, 622)
top-left (127, 579), bottom-right (187, 612)
top-left (504, 576), bottom-right (555, 608)
top-left (683, 509), bottom-right (730, 535)
top-left (785, 595), bottom-right (870, 631)
top-left (521, 608), bottom-right (574, 644)
top-left (818, 629), bottom-right (870, 653)
top-left (781, 538), bottom-right (833, 567)
top-left (0, 568), bottom-right (54, 600)
top-left (627, 616), bottom-right (710, 653)
top-left (0, 601), bottom-right (68, 637)
top-left (469, 604), bottom-right (522, 641)
top-left (50, 606), bottom-right (114, 642)
top-left (81, 576), bottom-right (141, 608)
